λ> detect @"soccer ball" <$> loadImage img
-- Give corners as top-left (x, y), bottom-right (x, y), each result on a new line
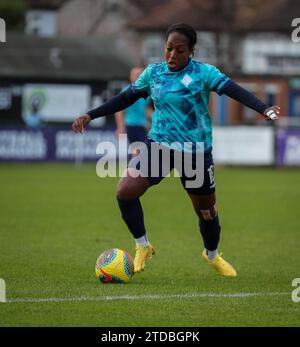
top-left (95, 248), bottom-right (134, 283)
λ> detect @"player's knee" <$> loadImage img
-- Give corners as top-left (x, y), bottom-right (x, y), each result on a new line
top-left (116, 169), bottom-right (150, 200)
top-left (116, 179), bottom-right (147, 200)
top-left (200, 209), bottom-right (213, 220)
top-left (116, 182), bottom-right (131, 200)
top-left (200, 205), bottom-right (218, 220)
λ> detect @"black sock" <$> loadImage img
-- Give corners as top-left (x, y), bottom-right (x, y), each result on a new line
top-left (117, 197), bottom-right (147, 239)
top-left (199, 215), bottom-right (221, 251)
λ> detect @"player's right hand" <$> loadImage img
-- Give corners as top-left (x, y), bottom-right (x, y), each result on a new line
top-left (72, 114), bottom-right (92, 134)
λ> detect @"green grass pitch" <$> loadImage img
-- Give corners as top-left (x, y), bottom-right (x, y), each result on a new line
top-left (0, 163), bottom-right (299, 326)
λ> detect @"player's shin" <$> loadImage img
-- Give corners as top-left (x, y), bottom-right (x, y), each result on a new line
top-left (117, 197), bottom-right (154, 273)
top-left (117, 197), bottom-right (147, 240)
top-left (198, 215), bottom-right (221, 260)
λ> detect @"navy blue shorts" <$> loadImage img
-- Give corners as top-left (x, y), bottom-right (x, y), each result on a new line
top-left (129, 138), bottom-right (216, 196)
top-left (126, 125), bottom-right (147, 144)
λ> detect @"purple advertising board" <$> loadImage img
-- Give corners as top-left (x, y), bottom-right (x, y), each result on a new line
top-left (277, 128), bottom-right (300, 166)
top-left (0, 127), bottom-right (117, 162)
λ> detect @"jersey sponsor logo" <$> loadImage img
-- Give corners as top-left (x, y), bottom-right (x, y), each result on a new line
top-left (153, 77), bottom-right (163, 85)
top-left (181, 74), bottom-right (193, 88)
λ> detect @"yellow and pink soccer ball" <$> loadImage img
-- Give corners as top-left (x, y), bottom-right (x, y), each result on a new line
top-left (95, 248), bottom-right (134, 283)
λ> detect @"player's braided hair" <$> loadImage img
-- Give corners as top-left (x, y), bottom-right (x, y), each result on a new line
top-left (166, 23), bottom-right (197, 50)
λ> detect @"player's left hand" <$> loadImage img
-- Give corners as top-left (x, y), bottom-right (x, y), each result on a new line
top-left (263, 105), bottom-right (280, 120)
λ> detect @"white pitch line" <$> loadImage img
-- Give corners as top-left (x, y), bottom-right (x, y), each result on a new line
top-left (5, 292), bottom-right (290, 304)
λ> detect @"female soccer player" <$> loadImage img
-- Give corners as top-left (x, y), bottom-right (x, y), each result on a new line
top-left (72, 23), bottom-right (280, 277)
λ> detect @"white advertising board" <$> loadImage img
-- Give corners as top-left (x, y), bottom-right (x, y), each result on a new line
top-left (213, 126), bottom-right (274, 165)
top-left (23, 84), bottom-right (91, 122)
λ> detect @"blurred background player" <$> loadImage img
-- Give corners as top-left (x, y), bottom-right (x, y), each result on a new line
top-left (24, 98), bottom-right (42, 128)
top-left (115, 67), bottom-right (153, 156)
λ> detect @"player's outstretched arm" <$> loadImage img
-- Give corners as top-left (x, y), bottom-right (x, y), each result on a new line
top-left (72, 86), bottom-right (146, 134)
top-left (220, 80), bottom-right (280, 120)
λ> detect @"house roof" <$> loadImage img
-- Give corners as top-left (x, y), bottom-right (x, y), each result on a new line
top-left (237, 0), bottom-right (300, 32)
top-left (128, 0), bottom-right (168, 11)
top-left (24, 0), bottom-right (69, 10)
top-left (0, 34), bottom-right (132, 81)
top-left (128, 0), bottom-right (300, 33)
top-left (128, 0), bottom-right (222, 32)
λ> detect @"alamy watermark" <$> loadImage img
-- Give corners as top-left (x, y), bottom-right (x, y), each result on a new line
top-left (0, 278), bottom-right (6, 303)
top-left (96, 135), bottom-right (206, 189)
top-left (291, 278), bottom-right (300, 303)
top-left (0, 18), bottom-right (6, 43)
top-left (291, 18), bottom-right (300, 43)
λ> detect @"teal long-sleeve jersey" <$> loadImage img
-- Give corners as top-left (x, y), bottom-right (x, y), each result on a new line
top-left (132, 59), bottom-right (229, 152)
